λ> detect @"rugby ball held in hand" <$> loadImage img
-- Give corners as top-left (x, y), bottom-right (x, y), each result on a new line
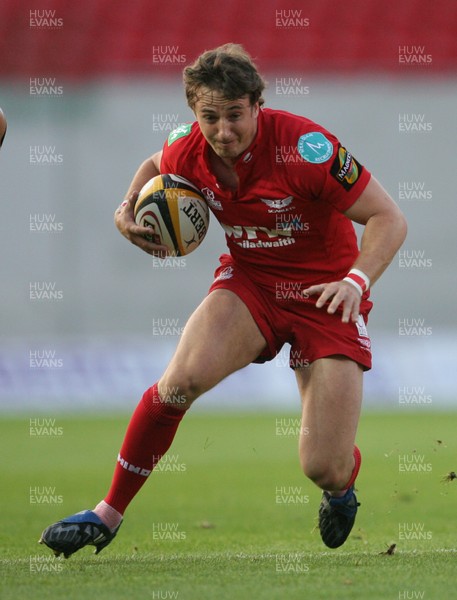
top-left (134, 174), bottom-right (209, 256)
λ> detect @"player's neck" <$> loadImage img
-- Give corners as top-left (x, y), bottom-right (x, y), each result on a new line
top-left (210, 149), bottom-right (237, 169)
top-left (208, 150), bottom-right (239, 190)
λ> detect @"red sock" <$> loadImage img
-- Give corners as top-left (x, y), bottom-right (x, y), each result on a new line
top-left (103, 383), bottom-right (186, 515)
top-left (344, 445), bottom-right (362, 490)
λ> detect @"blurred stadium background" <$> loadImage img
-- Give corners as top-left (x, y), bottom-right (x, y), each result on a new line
top-left (0, 0), bottom-right (456, 413)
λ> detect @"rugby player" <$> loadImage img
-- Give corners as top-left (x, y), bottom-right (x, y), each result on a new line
top-left (40, 44), bottom-right (407, 557)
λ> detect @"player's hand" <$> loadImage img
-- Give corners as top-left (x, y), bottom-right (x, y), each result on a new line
top-left (114, 190), bottom-right (169, 258)
top-left (303, 280), bottom-right (362, 324)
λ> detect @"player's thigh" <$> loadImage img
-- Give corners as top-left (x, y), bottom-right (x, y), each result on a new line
top-left (295, 356), bottom-right (363, 467)
top-left (159, 289), bottom-right (267, 400)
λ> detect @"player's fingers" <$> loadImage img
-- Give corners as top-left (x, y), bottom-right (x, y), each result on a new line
top-left (341, 302), bottom-right (360, 324)
top-left (303, 283), bottom-right (332, 308)
top-left (315, 283), bottom-right (341, 308)
top-left (326, 289), bottom-right (345, 314)
top-left (337, 289), bottom-right (361, 323)
top-left (303, 284), bottom-right (326, 297)
top-left (340, 298), bottom-right (354, 323)
top-left (130, 229), bottom-right (168, 252)
top-left (316, 291), bottom-right (331, 308)
top-left (132, 236), bottom-right (169, 257)
top-left (347, 286), bottom-right (362, 322)
top-left (129, 223), bottom-right (154, 238)
top-left (350, 302), bottom-right (361, 324)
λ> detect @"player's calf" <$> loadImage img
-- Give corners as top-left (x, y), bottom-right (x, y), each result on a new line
top-left (157, 376), bottom-right (200, 409)
top-left (300, 454), bottom-right (355, 491)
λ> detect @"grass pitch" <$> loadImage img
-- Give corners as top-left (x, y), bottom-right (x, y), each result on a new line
top-left (1, 410), bottom-right (456, 600)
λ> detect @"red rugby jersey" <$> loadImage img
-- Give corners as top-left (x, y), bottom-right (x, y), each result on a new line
top-left (160, 108), bottom-right (371, 305)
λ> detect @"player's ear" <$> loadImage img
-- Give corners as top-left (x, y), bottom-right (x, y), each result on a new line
top-left (251, 102), bottom-right (260, 118)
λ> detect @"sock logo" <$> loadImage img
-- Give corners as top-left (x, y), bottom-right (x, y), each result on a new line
top-left (117, 454), bottom-right (151, 477)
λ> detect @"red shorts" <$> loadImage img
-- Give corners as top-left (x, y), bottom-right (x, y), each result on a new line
top-left (208, 255), bottom-right (372, 370)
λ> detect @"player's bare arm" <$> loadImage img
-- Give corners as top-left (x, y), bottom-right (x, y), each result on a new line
top-left (344, 176), bottom-right (407, 284)
top-left (305, 177), bottom-right (407, 323)
top-left (114, 150), bottom-right (169, 256)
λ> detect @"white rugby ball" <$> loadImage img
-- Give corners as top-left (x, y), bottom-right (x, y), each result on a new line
top-left (134, 174), bottom-right (209, 256)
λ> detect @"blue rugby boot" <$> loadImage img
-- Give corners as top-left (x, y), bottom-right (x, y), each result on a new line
top-left (39, 510), bottom-right (122, 558)
top-left (318, 486), bottom-right (360, 548)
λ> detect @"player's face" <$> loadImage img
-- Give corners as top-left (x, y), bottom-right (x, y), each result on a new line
top-left (193, 90), bottom-right (259, 163)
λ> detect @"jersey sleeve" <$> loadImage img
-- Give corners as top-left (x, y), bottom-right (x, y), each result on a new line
top-left (289, 126), bottom-right (371, 213)
top-left (160, 123), bottom-right (194, 174)
top-left (320, 138), bottom-right (371, 212)
top-left (160, 138), bottom-right (177, 173)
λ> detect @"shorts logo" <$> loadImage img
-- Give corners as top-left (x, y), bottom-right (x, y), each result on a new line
top-left (297, 132), bottom-right (333, 164)
top-left (168, 123), bottom-right (192, 146)
top-left (330, 146), bottom-right (362, 190)
top-left (201, 187), bottom-right (223, 210)
top-left (215, 266), bottom-right (234, 281)
top-left (355, 315), bottom-right (368, 337)
top-left (355, 315), bottom-right (371, 350)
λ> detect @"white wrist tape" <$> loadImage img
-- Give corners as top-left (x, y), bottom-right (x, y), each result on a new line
top-left (343, 268), bottom-right (370, 296)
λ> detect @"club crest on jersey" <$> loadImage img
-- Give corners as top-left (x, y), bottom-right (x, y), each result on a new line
top-left (201, 186), bottom-right (223, 210)
top-left (260, 196), bottom-right (294, 212)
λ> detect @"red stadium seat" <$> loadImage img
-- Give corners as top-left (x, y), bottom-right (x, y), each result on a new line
top-left (0, 0), bottom-right (455, 77)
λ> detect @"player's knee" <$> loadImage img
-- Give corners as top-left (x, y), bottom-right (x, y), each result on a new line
top-left (158, 373), bottom-right (203, 408)
top-left (301, 456), bottom-right (350, 491)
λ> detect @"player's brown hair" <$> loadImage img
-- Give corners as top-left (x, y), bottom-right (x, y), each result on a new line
top-left (183, 43), bottom-right (266, 109)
